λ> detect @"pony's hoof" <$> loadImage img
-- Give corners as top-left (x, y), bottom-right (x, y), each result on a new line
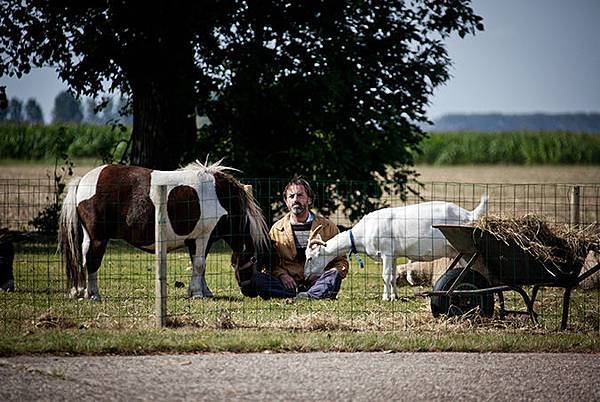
top-left (190, 293), bottom-right (211, 299)
top-left (84, 289), bottom-right (101, 302)
top-left (69, 287), bottom-right (85, 299)
top-left (0, 280), bottom-right (14, 292)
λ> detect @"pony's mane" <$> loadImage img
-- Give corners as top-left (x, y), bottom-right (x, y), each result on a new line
top-left (180, 158), bottom-right (240, 175)
top-left (189, 158), bottom-right (270, 252)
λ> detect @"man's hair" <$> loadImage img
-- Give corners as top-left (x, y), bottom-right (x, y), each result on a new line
top-left (283, 174), bottom-right (314, 202)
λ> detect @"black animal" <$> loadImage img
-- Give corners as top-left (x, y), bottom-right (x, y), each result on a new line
top-left (0, 228), bottom-right (16, 292)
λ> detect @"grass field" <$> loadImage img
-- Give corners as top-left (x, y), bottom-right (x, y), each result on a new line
top-left (1, 162), bottom-right (599, 354)
top-left (1, 239), bottom-right (599, 354)
top-left (2, 238), bottom-right (599, 331)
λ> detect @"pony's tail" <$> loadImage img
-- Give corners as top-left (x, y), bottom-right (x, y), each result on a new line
top-left (470, 193), bottom-right (489, 222)
top-left (58, 176), bottom-right (83, 291)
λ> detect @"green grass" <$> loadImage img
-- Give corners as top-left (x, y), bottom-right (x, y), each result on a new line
top-left (1, 239), bottom-right (599, 354)
top-left (1, 328), bottom-right (598, 356)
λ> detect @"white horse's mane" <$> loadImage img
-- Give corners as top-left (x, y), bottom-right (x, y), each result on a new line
top-left (181, 158), bottom-right (240, 175)
top-left (181, 157), bottom-right (269, 252)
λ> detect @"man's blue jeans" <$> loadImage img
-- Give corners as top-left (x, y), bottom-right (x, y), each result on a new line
top-left (252, 269), bottom-right (342, 300)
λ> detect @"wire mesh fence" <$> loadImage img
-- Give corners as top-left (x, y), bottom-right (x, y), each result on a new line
top-left (1, 175), bottom-right (599, 333)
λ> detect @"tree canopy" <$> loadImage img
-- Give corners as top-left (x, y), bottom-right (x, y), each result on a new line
top-left (0, 97), bottom-right (44, 123)
top-left (52, 91), bottom-right (83, 124)
top-left (0, 1), bottom-right (482, 219)
top-left (25, 98), bottom-right (44, 123)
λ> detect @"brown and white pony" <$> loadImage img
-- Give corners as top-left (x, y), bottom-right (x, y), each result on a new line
top-left (58, 160), bottom-right (269, 301)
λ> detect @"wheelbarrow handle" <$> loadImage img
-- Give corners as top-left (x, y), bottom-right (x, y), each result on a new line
top-left (576, 262), bottom-right (600, 284)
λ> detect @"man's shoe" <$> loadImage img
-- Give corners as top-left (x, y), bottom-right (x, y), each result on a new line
top-left (295, 291), bottom-right (312, 300)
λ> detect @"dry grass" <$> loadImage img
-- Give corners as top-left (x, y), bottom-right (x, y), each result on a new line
top-left (1, 163), bottom-right (599, 183)
top-left (415, 165), bottom-right (600, 184)
top-left (395, 165), bottom-right (600, 227)
top-left (475, 215), bottom-right (600, 269)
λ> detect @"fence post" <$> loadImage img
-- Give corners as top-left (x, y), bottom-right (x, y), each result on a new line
top-left (155, 184), bottom-right (168, 328)
top-left (569, 185), bottom-right (581, 227)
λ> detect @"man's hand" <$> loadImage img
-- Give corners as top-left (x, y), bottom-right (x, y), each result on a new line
top-left (280, 273), bottom-right (297, 290)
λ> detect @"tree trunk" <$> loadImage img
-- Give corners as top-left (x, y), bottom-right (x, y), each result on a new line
top-left (130, 80), bottom-right (197, 170)
top-left (126, 9), bottom-right (198, 170)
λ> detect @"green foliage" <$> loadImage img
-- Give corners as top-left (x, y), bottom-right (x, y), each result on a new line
top-left (0, 123), bottom-right (131, 161)
top-left (417, 132), bottom-right (600, 165)
top-left (28, 127), bottom-right (73, 234)
top-left (196, 2), bottom-right (484, 220)
top-left (0, 0), bottom-right (484, 215)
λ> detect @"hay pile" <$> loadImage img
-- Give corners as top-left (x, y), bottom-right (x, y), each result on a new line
top-left (474, 215), bottom-right (600, 270)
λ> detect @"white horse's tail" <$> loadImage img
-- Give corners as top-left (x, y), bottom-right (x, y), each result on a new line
top-left (470, 194), bottom-right (489, 221)
top-left (58, 176), bottom-right (83, 291)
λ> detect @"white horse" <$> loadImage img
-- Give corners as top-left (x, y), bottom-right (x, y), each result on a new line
top-left (305, 195), bottom-right (488, 300)
top-left (58, 159), bottom-right (269, 301)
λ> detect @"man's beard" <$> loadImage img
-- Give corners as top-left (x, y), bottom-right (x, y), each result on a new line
top-left (291, 203), bottom-right (306, 215)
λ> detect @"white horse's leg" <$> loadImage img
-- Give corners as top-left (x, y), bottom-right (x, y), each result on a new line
top-left (382, 255), bottom-right (397, 301)
top-left (188, 254), bottom-right (205, 298)
top-left (85, 271), bottom-right (101, 301)
top-left (201, 269), bottom-right (213, 298)
top-left (189, 238), bottom-right (213, 298)
top-left (82, 235), bottom-right (106, 302)
top-left (71, 229), bottom-right (90, 299)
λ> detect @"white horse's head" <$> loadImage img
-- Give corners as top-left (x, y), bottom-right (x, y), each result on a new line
top-left (304, 225), bottom-right (329, 281)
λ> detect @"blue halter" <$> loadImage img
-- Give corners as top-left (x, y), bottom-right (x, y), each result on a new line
top-left (348, 230), bottom-right (365, 269)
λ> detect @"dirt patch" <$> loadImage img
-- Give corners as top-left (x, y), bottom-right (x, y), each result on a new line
top-left (415, 165), bottom-right (600, 184)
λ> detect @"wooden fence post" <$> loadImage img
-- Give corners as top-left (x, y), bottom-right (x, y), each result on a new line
top-left (569, 186), bottom-right (581, 227)
top-left (155, 185), bottom-right (168, 327)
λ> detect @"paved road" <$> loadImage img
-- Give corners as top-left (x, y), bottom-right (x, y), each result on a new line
top-left (1, 352), bottom-right (598, 401)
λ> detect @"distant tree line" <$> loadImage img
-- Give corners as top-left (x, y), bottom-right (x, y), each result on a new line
top-left (0, 90), bottom-right (132, 125)
top-left (429, 113), bottom-right (600, 134)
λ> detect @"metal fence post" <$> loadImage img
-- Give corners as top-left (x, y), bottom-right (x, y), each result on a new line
top-left (155, 184), bottom-right (168, 327)
top-left (569, 185), bottom-right (581, 227)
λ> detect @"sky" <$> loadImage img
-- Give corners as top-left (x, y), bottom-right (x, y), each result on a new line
top-left (1, 0), bottom-right (599, 122)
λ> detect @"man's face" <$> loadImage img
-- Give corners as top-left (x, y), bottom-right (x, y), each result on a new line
top-left (285, 184), bottom-right (311, 216)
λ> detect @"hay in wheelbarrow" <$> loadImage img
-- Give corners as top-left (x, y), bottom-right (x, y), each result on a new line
top-left (474, 215), bottom-right (600, 270)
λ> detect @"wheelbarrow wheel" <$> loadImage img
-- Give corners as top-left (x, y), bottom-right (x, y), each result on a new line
top-left (431, 268), bottom-right (494, 318)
